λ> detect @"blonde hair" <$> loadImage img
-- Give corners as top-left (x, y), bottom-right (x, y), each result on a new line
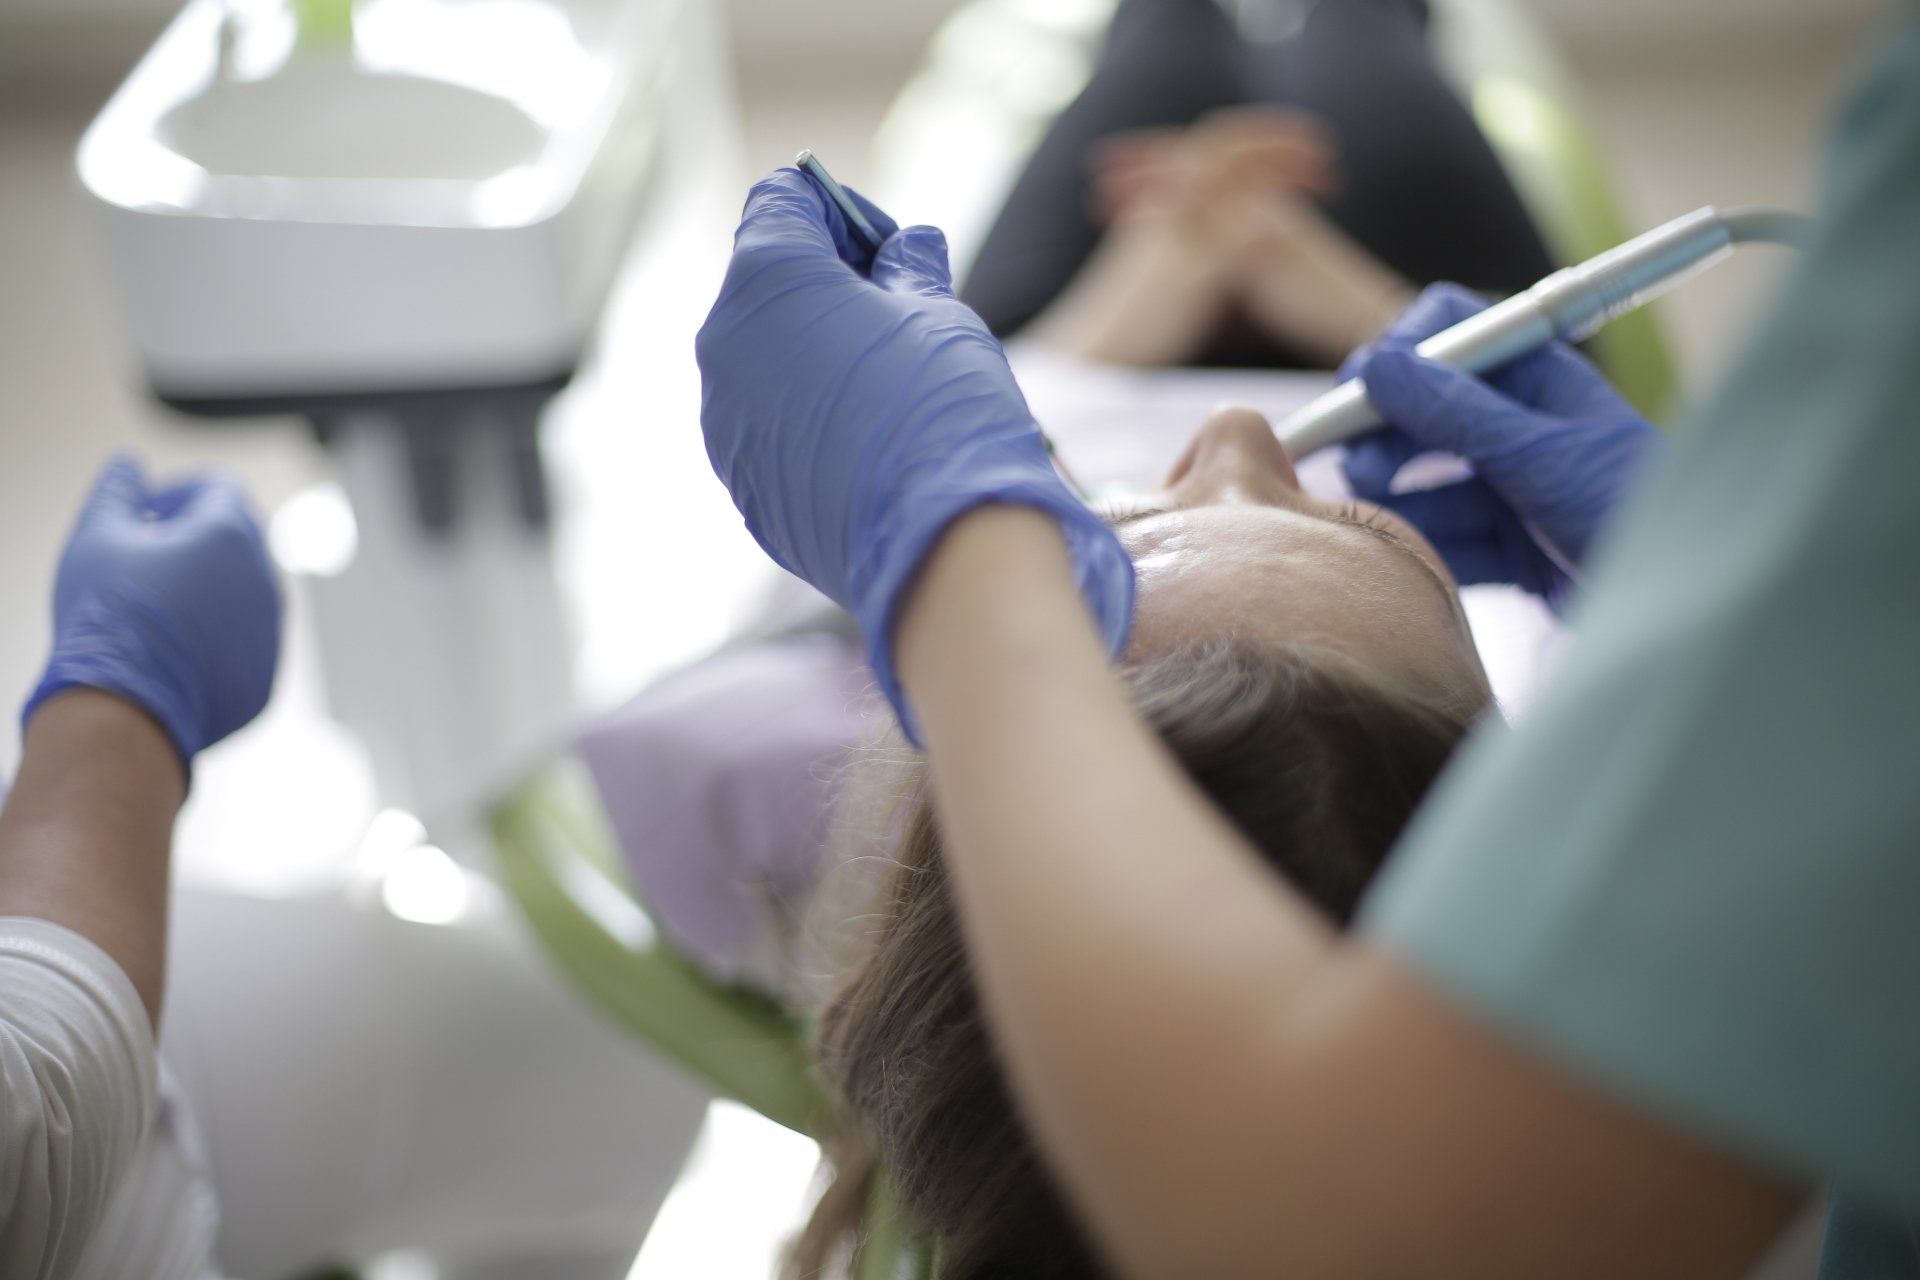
top-left (788, 638), bottom-right (1490, 1279)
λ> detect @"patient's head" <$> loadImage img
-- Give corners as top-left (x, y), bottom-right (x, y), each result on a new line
top-left (1119, 404), bottom-right (1486, 706)
top-left (788, 406), bottom-right (1492, 1280)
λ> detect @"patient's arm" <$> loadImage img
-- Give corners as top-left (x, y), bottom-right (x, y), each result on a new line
top-left (894, 505), bottom-right (1798, 1280)
top-left (1227, 191), bottom-right (1414, 365)
top-left (1024, 111), bottom-right (1413, 368)
top-left (1021, 198), bottom-right (1241, 365)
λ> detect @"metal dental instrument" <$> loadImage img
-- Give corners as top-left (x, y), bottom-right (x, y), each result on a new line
top-left (796, 149), bottom-right (884, 255)
top-left (795, 148), bottom-right (1092, 497)
top-left (1276, 205), bottom-right (1816, 458)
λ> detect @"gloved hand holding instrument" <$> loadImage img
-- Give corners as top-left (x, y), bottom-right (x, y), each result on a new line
top-left (1340, 284), bottom-right (1666, 607)
top-left (1296, 206), bottom-right (1809, 605)
top-left (696, 168), bottom-right (1133, 740)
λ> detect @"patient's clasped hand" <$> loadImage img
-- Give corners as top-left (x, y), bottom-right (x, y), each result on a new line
top-left (696, 170), bottom-right (1134, 737)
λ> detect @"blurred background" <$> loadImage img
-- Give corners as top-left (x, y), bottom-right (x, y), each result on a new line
top-left (0, 0), bottom-right (1896, 1276)
top-left (0, 0), bottom-right (1893, 695)
top-left (0, 0), bottom-right (1892, 756)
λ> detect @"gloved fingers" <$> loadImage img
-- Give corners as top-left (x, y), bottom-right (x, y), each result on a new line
top-left (145, 472), bottom-right (238, 518)
top-left (871, 225), bottom-right (955, 298)
top-left (1427, 536), bottom-right (1520, 589)
top-left (1339, 428), bottom-right (1422, 499)
top-left (1336, 284), bottom-right (1488, 382)
top-left (1357, 346), bottom-right (1527, 458)
top-left (1392, 489), bottom-right (1567, 599)
top-left (155, 474), bottom-right (271, 551)
top-left (814, 182), bottom-right (899, 270)
top-left (1350, 281), bottom-right (1624, 416)
top-left (733, 169), bottom-right (911, 279)
top-left (1374, 282), bottom-right (1493, 350)
top-left (174, 477), bottom-right (284, 623)
top-left (1494, 339), bottom-right (1635, 419)
top-left (731, 169), bottom-right (847, 267)
top-left (1335, 344), bottom-right (1368, 384)
top-left (1371, 283), bottom-right (1635, 423)
top-left (1369, 477), bottom-right (1508, 541)
top-left (1370, 485), bottom-right (1522, 589)
top-left (841, 183), bottom-right (900, 245)
top-left (144, 473), bottom-right (224, 520)
top-left (78, 453), bottom-right (150, 525)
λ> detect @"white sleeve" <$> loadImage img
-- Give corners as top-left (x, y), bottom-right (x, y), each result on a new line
top-left (0, 917), bottom-right (157, 1280)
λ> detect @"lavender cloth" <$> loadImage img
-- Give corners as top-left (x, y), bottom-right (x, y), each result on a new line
top-left (575, 630), bottom-right (882, 984)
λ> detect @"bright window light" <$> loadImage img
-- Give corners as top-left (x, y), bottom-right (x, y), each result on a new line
top-left (379, 843), bottom-right (472, 925)
top-left (270, 481), bottom-right (359, 577)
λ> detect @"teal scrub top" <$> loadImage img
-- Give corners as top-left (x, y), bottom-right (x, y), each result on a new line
top-left (1357, 11), bottom-right (1920, 1276)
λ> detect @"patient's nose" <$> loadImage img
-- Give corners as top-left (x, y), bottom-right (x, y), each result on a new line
top-left (1165, 405), bottom-right (1301, 501)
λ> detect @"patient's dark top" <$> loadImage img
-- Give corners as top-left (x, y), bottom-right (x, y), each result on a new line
top-left (961, 0), bottom-right (1557, 367)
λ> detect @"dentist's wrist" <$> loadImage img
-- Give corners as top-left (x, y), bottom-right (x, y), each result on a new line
top-left (895, 505), bottom-right (1115, 740)
top-left (860, 448), bottom-right (1134, 744)
top-left (26, 657), bottom-right (197, 779)
top-left (19, 686), bottom-right (187, 803)
top-left (2, 686), bottom-right (186, 1023)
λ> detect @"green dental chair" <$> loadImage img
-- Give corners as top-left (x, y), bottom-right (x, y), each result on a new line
top-left (492, 763), bottom-right (929, 1279)
top-left (492, 5), bottom-right (1677, 1278)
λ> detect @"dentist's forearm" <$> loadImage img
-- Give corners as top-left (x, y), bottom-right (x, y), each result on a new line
top-left (893, 505), bottom-right (1798, 1280)
top-left (896, 505), bottom-right (1343, 1276)
top-left (0, 690), bottom-right (184, 1025)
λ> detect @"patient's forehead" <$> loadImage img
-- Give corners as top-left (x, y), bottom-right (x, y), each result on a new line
top-left (1120, 506), bottom-right (1482, 698)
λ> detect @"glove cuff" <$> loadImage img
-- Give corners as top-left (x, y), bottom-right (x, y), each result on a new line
top-left (858, 462), bottom-right (1135, 747)
top-left (22, 662), bottom-right (200, 778)
top-left (22, 595), bottom-right (210, 774)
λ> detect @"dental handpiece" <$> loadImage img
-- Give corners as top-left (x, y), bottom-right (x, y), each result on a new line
top-left (1275, 205), bottom-right (1814, 457)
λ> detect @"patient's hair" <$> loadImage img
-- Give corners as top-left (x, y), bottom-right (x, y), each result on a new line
top-left (788, 638), bottom-right (1490, 1280)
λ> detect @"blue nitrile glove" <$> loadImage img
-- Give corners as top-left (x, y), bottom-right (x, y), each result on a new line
top-left (22, 456), bottom-right (283, 773)
top-left (1341, 284), bottom-right (1664, 607)
top-left (696, 169), bottom-right (1133, 740)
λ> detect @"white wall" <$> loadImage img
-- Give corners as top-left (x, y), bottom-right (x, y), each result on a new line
top-left (5, 0), bottom-right (1896, 64)
top-left (1527, 0), bottom-right (1890, 56)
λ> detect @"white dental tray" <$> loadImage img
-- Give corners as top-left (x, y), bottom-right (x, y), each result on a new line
top-left (79, 0), bottom-right (684, 402)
